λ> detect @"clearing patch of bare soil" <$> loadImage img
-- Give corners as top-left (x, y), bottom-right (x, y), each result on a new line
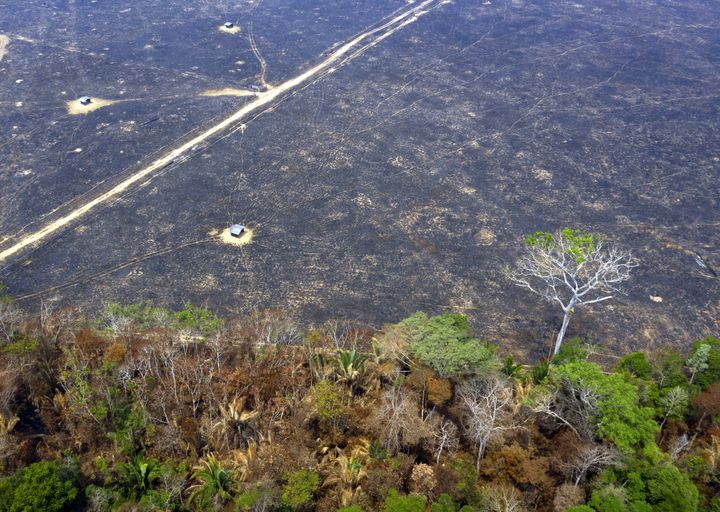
top-left (65, 97), bottom-right (120, 115)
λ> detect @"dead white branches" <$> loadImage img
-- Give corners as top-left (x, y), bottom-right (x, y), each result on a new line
top-left (564, 443), bottom-right (621, 486)
top-left (506, 229), bottom-right (639, 354)
top-left (457, 376), bottom-right (518, 471)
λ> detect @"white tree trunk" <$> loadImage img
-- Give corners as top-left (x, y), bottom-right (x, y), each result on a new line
top-left (554, 299), bottom-right (575, 354)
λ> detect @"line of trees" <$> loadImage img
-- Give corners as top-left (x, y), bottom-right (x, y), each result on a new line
top-left (0, 291), bottom-right (718, 511)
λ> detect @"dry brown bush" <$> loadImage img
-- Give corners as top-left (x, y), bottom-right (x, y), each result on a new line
top-left (409, 463), bottom-right (437, 501)
top-left (553, 483), bottom-right (585, 511)
top-left (481, 443), bottom-right (553, 490)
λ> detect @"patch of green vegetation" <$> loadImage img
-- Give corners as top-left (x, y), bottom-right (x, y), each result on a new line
top-left (309, 380), bottom-right (344, 421)
top-left (383, 490), bottom-right (426, 512)
top-left (1, 334), bottom-right (37, 356)
top-left (280, 469), bottom-right (319, 510)
top-left (0, 460), bottom-right (81, 512)
top-left (98, 300), bottom-right (223, 335)
top-left (551, 361), bottom-right (658, 453)
top-left (616, 352), bottom-right (653, 379)
top-left (397, 313), bottom-right (496, 377)
top-left (688, 337), bottom-right (720, 389)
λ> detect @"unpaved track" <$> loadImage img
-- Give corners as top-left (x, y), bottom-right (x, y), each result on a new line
top-left (0, 0), bottom-right (440, 264)
top-left (0, 35), bottom-right (9, 62)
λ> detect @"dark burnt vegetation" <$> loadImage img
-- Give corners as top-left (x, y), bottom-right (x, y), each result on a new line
top-left (0, 291), bottom-right (718, 511)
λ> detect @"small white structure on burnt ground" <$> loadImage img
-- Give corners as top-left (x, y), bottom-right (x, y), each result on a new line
top-left (229, 224), bottom-right (245, 237)
top-left (79, 96), bottom-right (92, 105)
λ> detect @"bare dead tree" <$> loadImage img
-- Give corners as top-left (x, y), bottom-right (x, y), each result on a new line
top-left (669, 433), bottom-right (691, 462)
top-left (39, 300), bottom-right (76, 346)
top-left (532, 378), bottom-right (598, 441)
top-left (322, 320), bottom-right (362, 350)
top-left (0, 299), bottom-right (22, 343)
top-left (251, 310), bottom-right (301, 346)
top-left (457, 376), bottom-right (517, 471)
top-left (377, 387), bottom-right (429, 454)
top-left (428, 415), bottom-right (460, 464)
top-left (506, 229), bottom-right (639, 354)
top-left (563, 443), bottom-right (620, 486)
top-left (485, 483), bottom-right (524, 512)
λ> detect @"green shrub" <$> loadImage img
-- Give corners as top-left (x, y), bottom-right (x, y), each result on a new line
top-left (431, 493), bottom-right (459, 512)
top-left (397, 313), bottom-right (496, 377)
top-left (236, 486), bottom-right (275, 510)
top-left (175, 303), bottom-right (223, 334)
top-left (383, 490), bottom-right (426, 512)
top-left (500, 356), bottom-right (522, 378)
top-left (552, 337), bottom-right (590, 365)
top-left (99, 300), bottom-right (173, 329)
top-left (120, 456), bottom-right (160, 500)
top-left (0, 460), bottom-right (81, 512)
top-left (1, 334), bottom-right (38, 356)
top-left (280, 469), bottom-right (319, 510)
top-left (337, 506), bottom-right (364, 512)
top-left (530, 358), bottom-right (550, 384)
top-left (707, 497), bottom-right (720, 512)
top-left (0, 283), bottom-right (11, 303)
top-left (617, 352), bottom-right (653, 379)
top-left (309, 380), bottom-right (343, 421)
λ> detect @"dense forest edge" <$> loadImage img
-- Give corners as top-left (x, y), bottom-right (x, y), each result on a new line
top-left (0, 284), bottom-right (718, 512)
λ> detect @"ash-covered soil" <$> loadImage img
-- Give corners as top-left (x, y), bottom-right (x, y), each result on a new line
top-left (1, 0), bottom-right (718, 356)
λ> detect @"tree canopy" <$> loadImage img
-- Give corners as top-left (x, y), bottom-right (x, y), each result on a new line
top-left (396, 313), bottom-right (496, 377)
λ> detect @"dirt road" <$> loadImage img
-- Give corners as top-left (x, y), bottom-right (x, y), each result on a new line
top-left (0, 0), bottom-right (441, 264)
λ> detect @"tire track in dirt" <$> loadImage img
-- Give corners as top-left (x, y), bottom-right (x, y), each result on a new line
top-left (0, 0), bottom-right (442, 265)
top-left (0, 35), bottom-right (9, 62)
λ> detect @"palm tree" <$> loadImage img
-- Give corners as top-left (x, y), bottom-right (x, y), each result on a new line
top-left (321, 445), bottom-right (368, 507)
top-left (187, 454), bottom-right (235, 508)
top-left (212, 397), bottom-right (260, 450)
top-left (122, 456), bottom-right (159, 499)
top-left (336, 349), bottom-right (368, 394)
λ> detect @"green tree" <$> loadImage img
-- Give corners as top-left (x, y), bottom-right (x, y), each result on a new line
top-left (644, 461), bottom-right (698, 512)
top-left (383, 490), bottom-right (426, 512)
top-left (551, 361), bottom-right (658, 453)
top-left (687, 344), bottom-right (710, 385)
top-left (652, 348), bottom-right (687, 389)
top-left (688, 337), bottom-right (720, 388)
top-left (397, 313), bottom-right (496, 377)
top-left (0, 461), bottom-right (80, 512)
top-left (591, 453), bottom-right (698, 512)
top-left (175, 303), bottom-right (223, 334)
top-left (659, 386), bottom-right (689, 428)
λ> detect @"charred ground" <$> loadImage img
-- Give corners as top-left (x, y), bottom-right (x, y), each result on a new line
top-left (0, 0), bottom-right (718, 356)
